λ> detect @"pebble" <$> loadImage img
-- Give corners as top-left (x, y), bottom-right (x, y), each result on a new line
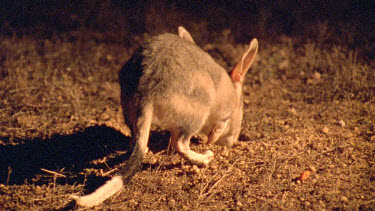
top-left (341, 196), bottom-right (348, 203)
top-left (338, 120), bottom-right (346, 127)
top-left (309, 165), bottom-right (316, 172)
top-left (321, 126), bottom-right (329, 134)
top-left (236, 200), bottom-right (243, 207)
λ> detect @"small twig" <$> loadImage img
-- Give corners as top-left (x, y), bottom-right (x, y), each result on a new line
top-left (41, 168), bottom-right (66, 193)
top-left (359, 198), bottom-right (375, 206)
top-left (195, 157), bottom-right (243, 209)
top-left (268, 159), bottom-right (277, 190)
top-left (278, 144), bottom-right (351, 163)
top-left (153, 162), bottom-right (164, 176)
top-left (31, 193), bottom-right (72, 202)
top-left (319, 144), bottom-right (350, 156)
top-left (198, 156), bottom-right (242, 199)
top-left (6, 166), bottom-right (12, 185)
top-left (198, 165), bottom-right (223, 197)
top-left (40, 168), bottom-right (66, 177)
top-left (200, 172), bottom-right (232, 198)
top-left (102, 167), bottom-right (119, 176)
top-left (102, 160), bottom-right (110, 170)
top-left (154, 149), bottom-right (168, 157)
top-left (8, 87), bottom-right (39, 94)
top-left (248, 194), bottom-right (290, 211)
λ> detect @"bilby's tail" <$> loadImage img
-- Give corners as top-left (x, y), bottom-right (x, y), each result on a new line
top-left (72, 104), bottom-right (153, 207)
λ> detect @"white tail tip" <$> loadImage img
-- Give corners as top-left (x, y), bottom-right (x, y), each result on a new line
top-left (71, 175), bottom-right (123, 207)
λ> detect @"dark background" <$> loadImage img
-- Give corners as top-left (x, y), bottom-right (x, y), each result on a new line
top-left (0, 0), bottom-right (374, 47)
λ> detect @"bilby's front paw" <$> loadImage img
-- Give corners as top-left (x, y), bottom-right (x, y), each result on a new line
top-left (184, 150), bottom-right (214, 167)
top-left (203, 150), bottom-right (214, 159)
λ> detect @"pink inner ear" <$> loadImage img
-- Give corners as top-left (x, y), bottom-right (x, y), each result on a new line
top-left (230, 67), bottom-right (242, 82)
top-left (230, 39), bottom-right (258, 84)
top-left (230, 62), bottom-right (243, 83)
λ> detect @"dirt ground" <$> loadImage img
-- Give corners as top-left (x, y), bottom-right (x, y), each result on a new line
top-left (0, 22), bottom-right (374, 210)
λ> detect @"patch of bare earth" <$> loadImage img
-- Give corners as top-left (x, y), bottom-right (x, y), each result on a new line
top-left (0, 33), bottom-right (374, 210)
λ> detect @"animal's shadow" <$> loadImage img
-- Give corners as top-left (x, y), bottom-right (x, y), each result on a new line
top-left (0, 125), bottom-right (171, 189)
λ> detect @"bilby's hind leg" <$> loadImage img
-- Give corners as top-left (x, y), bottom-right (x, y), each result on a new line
top-left (170, 130), bottom-right (214, 166)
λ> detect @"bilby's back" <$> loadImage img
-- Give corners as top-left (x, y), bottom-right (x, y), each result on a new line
top-left (120, 32), bottom-right (237, 136)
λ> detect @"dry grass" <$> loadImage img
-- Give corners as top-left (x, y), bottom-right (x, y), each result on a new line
top-left (0, 23), bottom-right (374, 210)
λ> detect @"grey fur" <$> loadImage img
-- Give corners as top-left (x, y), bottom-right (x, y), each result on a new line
top-left (120, 26), bottom-right (258, 169)
top-left (74, 27), bottom-right (258, 207)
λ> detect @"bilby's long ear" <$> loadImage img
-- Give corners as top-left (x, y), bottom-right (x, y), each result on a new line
top-left (178, 26), bottom-right (195, 44)
top-left (230, 38), bottom-right (258, 83)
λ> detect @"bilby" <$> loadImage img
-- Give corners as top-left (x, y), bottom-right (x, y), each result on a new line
top-left (72, 26), bottom-right (258, 207)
